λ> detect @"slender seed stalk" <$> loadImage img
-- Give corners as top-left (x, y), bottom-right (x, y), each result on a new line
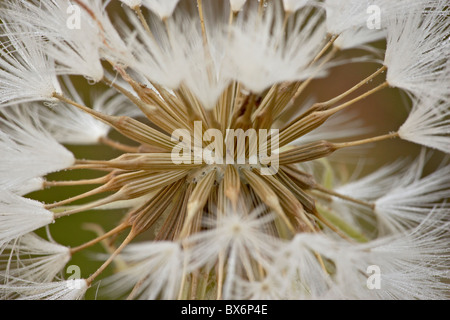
top-left (313, 185), bottom-right (375, 210)
top-left (86, 231), bottom-right (135, 286)
top-left (134, 6), bottom-right (155, 40)
top-left (99, 136), bottom-right (140, 153)
top-left (70, 223), bottom-right (131, 255)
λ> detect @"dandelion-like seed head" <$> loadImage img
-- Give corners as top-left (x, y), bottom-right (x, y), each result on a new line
top-left (0, 0), bottom-right (449, 300)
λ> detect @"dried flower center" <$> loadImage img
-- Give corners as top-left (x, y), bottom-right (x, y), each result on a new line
top-left (36, 1), bottom-right (401, 294)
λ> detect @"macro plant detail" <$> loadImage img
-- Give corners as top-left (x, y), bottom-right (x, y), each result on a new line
top-left (0, 0), bottom-right (449, 300)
